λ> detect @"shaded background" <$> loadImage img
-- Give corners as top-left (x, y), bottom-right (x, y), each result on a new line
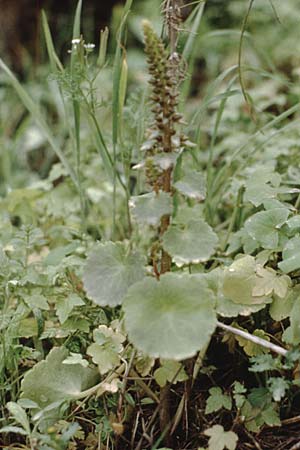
top-left (0, 0), bottom-right (124, 74)
top-left (0, 0), bottom-right (232, 76)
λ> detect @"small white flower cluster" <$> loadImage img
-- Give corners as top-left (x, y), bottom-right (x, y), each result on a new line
top-left (84, 43), bottom-right (95, 50)
top-left (68, 39), bottom-right (95, 54)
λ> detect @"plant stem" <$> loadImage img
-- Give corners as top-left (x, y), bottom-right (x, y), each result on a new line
top-left (217, 321), bottom-right (288, 356)
top-left (159, 1), bottom-right (182, 443)
top-left (221, 186), bottom-right (244, 252)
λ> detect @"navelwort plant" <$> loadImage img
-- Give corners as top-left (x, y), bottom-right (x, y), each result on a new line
top-left (84, 1), bottom-right (288, 365)
top-left (3, 1), bottom-right (300, 449)
top-left (85, 5), bottom-right (219, 360)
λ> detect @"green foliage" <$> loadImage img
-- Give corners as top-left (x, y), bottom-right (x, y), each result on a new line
top-left (244, 208), bottom-right (289, 250)
top-left (162, 218), bottom-right (218, 267)
top-left (278, 236), bottom-right (300, 273)
top-left (2, 0), bottom-right (300, 448)
top-left (205, 387), bottom-right (232, 415)
top-left (83, 242), bottom-right (145, 307)
top-left (174, 170), bottom-right (206, 200)
top-left (87, 324), bottom-right (125, 374)
top-left (154, 360), bottom-right (188, 387)
top-left (129, 192), bottom-right (173, 227)
top-left (124, 273), bottom-right (217, 359)
top-left (204, 425), bottom-right (238, 450)
top-left (21, 347), bottom-right (99, 409)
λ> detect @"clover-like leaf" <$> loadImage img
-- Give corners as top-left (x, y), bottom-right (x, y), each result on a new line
top-left (135, 353), bottom-right (155, 377)
top-left (21, 347), bottom-right (99, 408)
top-left (129, 192), bottom-right (173, 227)
top-left (174, 170), bottom-right (206, 201)
top-left (236, 328), bottom-right (270, 356)
top-left (233, 381), bottom-right (246, 409)
top-left (173, 203), bottom-right (204, 224)
top-left (278, 237), bottom-right (300, 273)
top-left (87, 344), bottom-right (120, 375)
top-left (249, 354), bottom-right (280, 373)
top-left (267, 377), bottom-right (289, 402)
top-left (162, 219), bottom-right (218, 267)
top-left (204, 424), bottom-right (238, 450)
top-left (87, 325), bottom-right (125, 375)
top-left (244, 208), bottom-right (289, 249)
top-left (205, 387), bottom-right (232, 415)
top-left (83, 242), bottom-right (145, 307)
top-left (123, 273), bottom-right (217, 360)
top-left (154, 360), bottom-right (188, 387)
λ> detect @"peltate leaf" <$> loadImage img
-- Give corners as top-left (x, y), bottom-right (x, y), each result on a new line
top-left (83, 242), bottom-right (145, 307)
top-left (162, 219), bottom-right (218, 267)
top-left (278, 237), bottom-right (300, 273)
top-left (244, 167), bottom-right (280, 207)
top-left (21, 347), bottom-right (99, 408)
top-left (286, 215), bottom-right (300, 233)
top-left (123, 273), bottom-right (217, 360)
top-left (244, 208), bottom-right (289, 249)
top-left (129, 192), bottom-right (173, 226)
top-left (174, 170), bottom-right (206, 201)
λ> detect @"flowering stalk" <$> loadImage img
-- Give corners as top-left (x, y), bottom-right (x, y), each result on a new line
top-left (142, 4), bottom-right (187, 443)
top-left (143, 19), bottom-right (190, 275)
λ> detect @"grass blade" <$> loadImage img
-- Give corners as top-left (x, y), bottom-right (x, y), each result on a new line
top-left (0, 58), bottom-right (78, 189)
top-left (41, 10), bottom-right (64, 73)
top-left (112, 0), bottom-right (133, 237)
top-left (182, 1), bottom-right (206, 61)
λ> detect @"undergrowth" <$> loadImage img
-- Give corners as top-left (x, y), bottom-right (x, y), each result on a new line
top-left (1, 1), bottom-right (300, 449)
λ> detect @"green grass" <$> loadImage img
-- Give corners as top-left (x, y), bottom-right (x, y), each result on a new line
top-left (1, 1), bottom-right (300, 449)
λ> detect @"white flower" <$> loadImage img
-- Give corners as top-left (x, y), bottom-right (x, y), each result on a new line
top-left (84, 43), bottom-right (95, 50)
top-left (72, 38), bottom-right (81, 45)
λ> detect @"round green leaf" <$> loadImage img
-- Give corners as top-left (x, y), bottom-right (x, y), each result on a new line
top-left (21, 347), bottom-right (99, 408)
top-left (83, 242), bottom-right (145, 307)
top-left (244, 208), bottom-right (289, 249)
top-left (129, 192), bottom-right (173, 227)
top-left (174, 170), bottom-right (206, 201)
top-left (123, 273), bottom-right (217, 360)
top-left (278, 237), bottom-right (300, 273)
top-left (162, 219), bottom-right (218, 267)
